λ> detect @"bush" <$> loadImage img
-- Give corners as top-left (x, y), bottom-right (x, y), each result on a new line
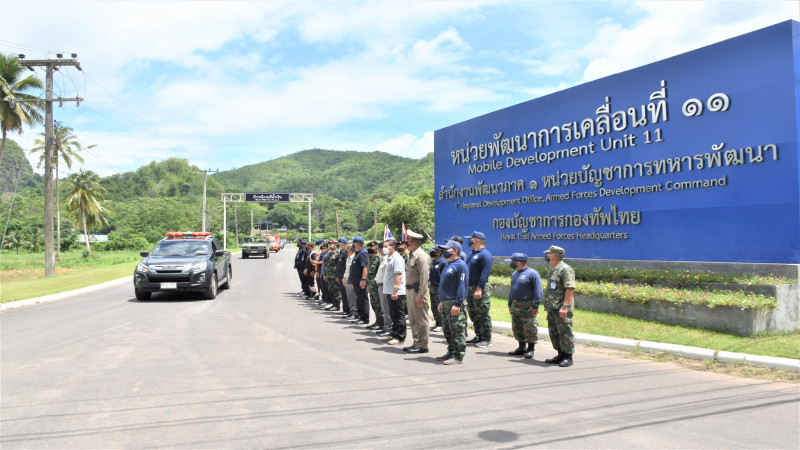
top-left (106, 231), bottom-right (150, 251)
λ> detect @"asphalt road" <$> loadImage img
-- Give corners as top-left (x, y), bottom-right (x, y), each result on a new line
top-left (2, 248), bottom-right (799, 449)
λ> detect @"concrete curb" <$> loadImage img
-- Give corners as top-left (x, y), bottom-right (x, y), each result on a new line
top-left (491, 320), bottom-right (799, 372)
top-left (1, 277), bottom-right (131, 310)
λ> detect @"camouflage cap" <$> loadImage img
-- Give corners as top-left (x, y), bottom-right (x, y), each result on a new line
top-left (543, 245), bottom-right (565, 255)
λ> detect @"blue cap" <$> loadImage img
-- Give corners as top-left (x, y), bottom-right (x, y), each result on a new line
top-left (352, 236), bottom-right (364, 244)
top-left (465, 231), bottom-right (486, 240)
top-left (298, 239), bottom-right (306, 245)
top-left (315, 238), bottom-right (324, 245)
top-left (444, 240), bottom-right (462, 252)
top-left (337, 237), bottom-right (348, 244)
top-left (504, 252), bottom-right (528, 262)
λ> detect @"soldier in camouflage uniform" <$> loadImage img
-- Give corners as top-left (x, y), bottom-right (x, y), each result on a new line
top-left (542, 245), bottom-right (576, 367)
top-left (504, 253), bottom-right (543, 360)
top-left (366, 241), bottom-right (384, 330)
top-left (323, 240), bottom-right (342, 311)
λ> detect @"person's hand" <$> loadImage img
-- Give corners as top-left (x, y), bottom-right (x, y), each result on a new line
top-left (391, 292), bottom-right (398, 300)
top-left (451, 305), bottom-right (461, 316)
top-left (323, 276), bottom-right (327, 281)
top-left (360, 280), bottom-right (366, 288)
top-left (303, 270), bottom-right (307, 275)
top-left (416, 297), bottom-right (424, 307)
top-left (530, 307), bottom-right (538, 317)
top-left (475, 288), bottom-right (482, 298)
top-left (559, 305), bottom-right (568, 319)
top-left (438, 303), bottom-right (442, 313)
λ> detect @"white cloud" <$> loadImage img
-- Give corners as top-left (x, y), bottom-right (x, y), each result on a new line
top-left (370, 131), bottom-right (433, 159)
top-left (581, 1), bottom-right (800, 81)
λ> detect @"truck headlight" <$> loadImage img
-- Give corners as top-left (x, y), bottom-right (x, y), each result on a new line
top-left (137, 262), bottom-right (150, 273)
top-left (191, 261), bottom-right (208, 272)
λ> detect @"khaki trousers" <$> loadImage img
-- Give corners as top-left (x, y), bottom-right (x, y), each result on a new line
top-left (406, 287), bottom-right (430, 349)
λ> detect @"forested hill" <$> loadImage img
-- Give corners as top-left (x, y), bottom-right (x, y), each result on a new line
top-left (214, 149), bottom-right (434, 201)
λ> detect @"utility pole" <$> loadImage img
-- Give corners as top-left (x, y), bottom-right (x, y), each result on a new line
top-left (17, 55), bottom-right (82, 277)
top-left (198, 168), bottom-right (218, 232)
top-left (250, 210), bottom-right (254, 235)
top-left (373, 200), bottom-right (378, 241)
top-left (234, 203), bottom-right (239, 247)
top-left (335, 210), bottom-right (340, 239)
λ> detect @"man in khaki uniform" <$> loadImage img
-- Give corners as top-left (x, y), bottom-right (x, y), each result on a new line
top-left (403, 229), bottom-right (431, 354)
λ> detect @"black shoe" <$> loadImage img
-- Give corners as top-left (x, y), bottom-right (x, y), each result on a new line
top-left (559, 355), bottom-right (573, 367)
top-left (466, 337), bottom-right (480, 344)
top-left (325, 305), bottom-right (337, 311)
top-left (545, 351), bottom-right (564, 364)
top-left (366, 322), bottom-right (379, 330)
top-left (346, 314), bottom-right (357, 320)
top-left (508, 345), bottom-right (526, 356)
top-left (355, 320), bottom-right (369, 325)
top-left (406, 347), bottom-right (428, 354)
top-left (524, 343), bottom-right (535, 360)
top-left (376, 331), bottom-right (391, 337)
top-left (436, 353), bottom-right (453, 361)
top-left (402, 345), bottom-right (417, 352)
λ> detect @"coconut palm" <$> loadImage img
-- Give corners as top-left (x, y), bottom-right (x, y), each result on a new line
top-left (30, 122), bottom-right (92, 260)
top-left (63, 169), bottom-right (109, 256)
top-left (0, 53), bottom-right (44, 167)
top-left (2, 230), bottom-right (30, 253)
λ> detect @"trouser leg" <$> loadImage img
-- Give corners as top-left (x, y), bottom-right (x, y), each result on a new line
top-left (406, 287), bottom-right (430, 349)
top-left (441, 300), bottom-right (466, 361)
top-left (429, 286), bottom-right (441, 325)
top-left (339, 281), bottom-right (350, 314)
top-left (389, 294), bottom-right (407, 340)
top-left (354, 283), bottom-right (369, 322)
top-left (378, 286), bottom-right (392, 332)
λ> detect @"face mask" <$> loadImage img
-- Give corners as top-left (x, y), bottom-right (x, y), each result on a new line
top-left (466, 239), bottom-right (473, 247)
top-left (442, 251), bottom-right (453, 259)
top-left (509, 262), bottom-right (517, 269)
top-left (368, 248), bottom-right (376, 254)
top-left (382, 247), bottom-right (390, 255)
top-left (544, 255), bottom-right (550, 262)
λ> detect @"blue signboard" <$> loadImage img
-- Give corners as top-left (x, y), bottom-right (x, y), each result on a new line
top-left (434, 21), bottom-right (799, 264)
top-left (245, 193), bottom-right (290, 202)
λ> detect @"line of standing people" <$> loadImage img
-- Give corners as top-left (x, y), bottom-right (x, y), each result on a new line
top-left (293, 233), bottom-right (577, 367)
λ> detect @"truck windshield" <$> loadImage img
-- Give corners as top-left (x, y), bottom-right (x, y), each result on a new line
top-left (151, 241), bottom-right (210, 257)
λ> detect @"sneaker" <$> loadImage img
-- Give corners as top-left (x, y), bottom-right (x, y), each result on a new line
top-left (474, 341), bottom-right (493, 348)
top-left (442, 358), bottom-right (463, 365)
top-left (380, 335), bottom-right (394, 341)
top-left (387, 338), bottom-right (405, 345)
top-left (436, 353), bottom-right (453, 361)
top-left (431, 325), bottom-right (442, 332)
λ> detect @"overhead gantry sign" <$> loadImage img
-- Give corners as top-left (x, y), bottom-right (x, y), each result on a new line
top-left (221, 193), bottom-right (313, 249)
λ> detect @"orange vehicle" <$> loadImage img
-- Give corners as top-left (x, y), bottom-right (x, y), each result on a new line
top-left (265, 234), bottom-right (281, 252)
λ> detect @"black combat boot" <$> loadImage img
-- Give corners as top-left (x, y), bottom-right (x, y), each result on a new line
top-left (508, 343), bottom-right (526, 356)
top-left (545, 351), bottom-right (563, 364)
top-left (524, 343), bottom-right (535, 359)
top-left (559, 354), bottom-right (573, 367)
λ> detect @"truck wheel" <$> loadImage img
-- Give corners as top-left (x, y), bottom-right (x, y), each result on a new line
top-left (220, 266), bottom-right (232, 289)
top-left (204, 273), bottom-right (218, 299)
top-left (242, 253), bottom-right (249, 259)
top-left (135, 287), bottom-right (151, 301)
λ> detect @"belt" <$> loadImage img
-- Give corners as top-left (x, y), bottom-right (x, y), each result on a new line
top-left (406, 282), bottom-right (420, 290)
top-left (441, 298), bottom-right (455, 301)
top-left (512, 298), bottom-right (533, 302)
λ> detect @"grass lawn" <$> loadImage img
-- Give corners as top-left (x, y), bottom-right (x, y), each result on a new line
top-left (489, 297), bottom-right (799, 360)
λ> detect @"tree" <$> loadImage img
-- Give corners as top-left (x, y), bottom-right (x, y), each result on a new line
top-left (63, 169), bottom-right (110, 256)
top-left (2, 230), bottom-right (29, 253)
top-left (30, 122), bottom-right (92, 260)
top-left (382, 190), bottom-right (435, 242)
top-left (0, 54), bottom-right (44, 168)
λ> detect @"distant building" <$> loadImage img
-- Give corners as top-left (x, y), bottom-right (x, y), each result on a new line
top-left (76, 234), bottom-right (109, 243)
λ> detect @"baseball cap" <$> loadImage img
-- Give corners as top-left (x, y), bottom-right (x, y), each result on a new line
top-left (444, 240), bottom-right (462, 252)
top-left (465, 231), bottom-right (486, 240)
top-left (337, 237), bottom-right (348, 244)
top-left (543, 245), bottom-right (565, 255)
top-left (504, 252), bottom-right (528, 262)
top-left (352, 236), bottom-right (364, 244)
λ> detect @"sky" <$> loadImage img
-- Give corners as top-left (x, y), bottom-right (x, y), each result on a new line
top-left (1, 0), bottom-right (797, 177)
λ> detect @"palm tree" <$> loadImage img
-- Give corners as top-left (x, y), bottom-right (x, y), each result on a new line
top-left (63, 169), bottom-right (109, 256)
top-left (30, 122), bottom-right (92, 260)
top-left (2, 230), bottom-right (30, 254)
top-left (0, 54), bottom-right (44, 167)
top-left (28, 229), bottom-right (44, 253)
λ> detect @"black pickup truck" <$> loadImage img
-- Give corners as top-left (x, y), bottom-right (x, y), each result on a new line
top-left (133, 232), bottom-right (232, 300)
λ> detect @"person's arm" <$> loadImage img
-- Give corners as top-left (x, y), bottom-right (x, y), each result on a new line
top-left (531, 272), bottom-right (543, 316)
top-left (416, 253), bottom-right (430, 305)
top-left (560, 288), bottom-right (574, 318)
top-left (392, 272), bottom-right (402, 300)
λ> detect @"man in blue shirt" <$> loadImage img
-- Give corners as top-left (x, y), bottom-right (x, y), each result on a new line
top-left (437, 240), bottom-right (469, 365)
top-left (428, 245), bottom-right (446, 332)
top-left (505, 253), bottom-right (543, 359)
top-left (294, 239), bottom-right (310, 298)
top-left (465, 231), bottom-right (493, 348)
top-left (349, 236), bottom-right (371, 325)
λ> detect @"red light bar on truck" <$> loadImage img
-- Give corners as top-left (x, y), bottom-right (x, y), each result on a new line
top-left (164, 232), bottom-right (213, 237)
